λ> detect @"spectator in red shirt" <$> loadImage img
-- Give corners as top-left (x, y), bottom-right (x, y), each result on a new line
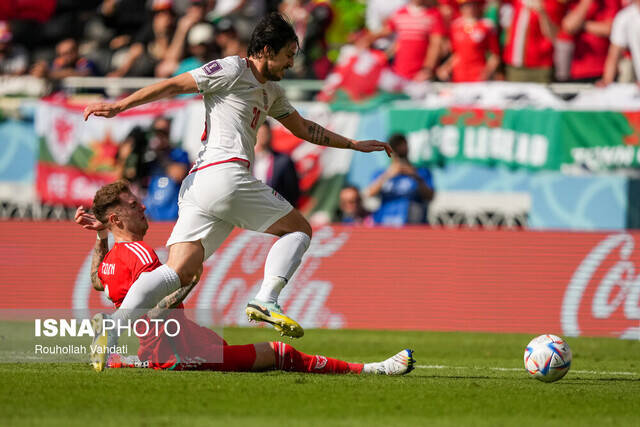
top-left (503, 0), bottom-right (565, 82)
top-left (563, 0), bottom-right (621, 82)
top-left (372, 0), bottom-right (446, 81)
top-left (436, 0), bottom-right (500, 82)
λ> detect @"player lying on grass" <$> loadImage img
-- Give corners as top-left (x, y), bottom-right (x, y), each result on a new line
top-left (76, 181), bottom-right (415, 375)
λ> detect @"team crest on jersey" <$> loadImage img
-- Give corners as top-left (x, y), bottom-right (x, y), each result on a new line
top-left (262, 89), bottom-right (268, 110)
top-left (203, 60), bottom-right (221, 75)
top-left (314, 355), bottom-right (328, 370)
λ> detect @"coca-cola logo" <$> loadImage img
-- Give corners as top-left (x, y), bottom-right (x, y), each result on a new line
top-left (73, 227), bottom-right (350, 329)
top-left (562, 234), bottom-right (640, 339)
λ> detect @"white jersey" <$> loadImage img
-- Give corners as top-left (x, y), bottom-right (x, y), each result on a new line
top-left (188, 56), bottom-right (295, 171)
top-left (610, 4), bottom-right (640, 82)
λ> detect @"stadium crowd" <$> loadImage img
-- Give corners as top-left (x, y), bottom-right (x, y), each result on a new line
top-left (3, 0), bottom-right (638, 225)
top-left (1, 0), bottom-right (639, 88)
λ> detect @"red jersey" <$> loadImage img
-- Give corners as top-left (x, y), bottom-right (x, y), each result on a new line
top-left (387, 4), bottom-right (446, 79)
top-left (569, 0), bottom-right (620, 79)
top-left (98, 241), bottom-right (162, 307)
top-left (450, 17), bottom-right (500, 82)
top-left (503, 0), bottom-right (566, 68)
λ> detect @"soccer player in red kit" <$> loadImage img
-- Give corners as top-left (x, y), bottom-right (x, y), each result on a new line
top-left (76, 181), bottom-right (415, 375)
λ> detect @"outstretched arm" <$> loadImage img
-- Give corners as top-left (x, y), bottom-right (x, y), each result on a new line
top-left (83, 72), bottom-right (199, 120)
top-left (75, 206), bottom-right (108, 291)
top-left (278, 111), bottom-right (392, 157)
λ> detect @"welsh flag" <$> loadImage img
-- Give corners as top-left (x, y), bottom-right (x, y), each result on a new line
top-left (35, 97), bottom-right (190, 207)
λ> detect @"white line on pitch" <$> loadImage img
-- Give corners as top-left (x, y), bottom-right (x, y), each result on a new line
top-left (415, 365), bottom-right (638, 376)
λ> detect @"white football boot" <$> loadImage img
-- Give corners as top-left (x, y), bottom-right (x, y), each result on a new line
top-left (363, 349), bottom-right (415, 375)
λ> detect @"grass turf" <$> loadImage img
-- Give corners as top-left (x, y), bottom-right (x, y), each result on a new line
top-left (1, 328), bottom-right (639, 427)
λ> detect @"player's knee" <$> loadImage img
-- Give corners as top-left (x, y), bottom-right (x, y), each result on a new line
top-left (292, 212), bottom-right (311, 239)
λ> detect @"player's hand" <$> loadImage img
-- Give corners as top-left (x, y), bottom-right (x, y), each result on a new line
top-left (74, 206), bottom-right (106, 231)
top-left (352, 140), bottom-right (393, 157)
top-left (83, 101), bottom-right (123, 121)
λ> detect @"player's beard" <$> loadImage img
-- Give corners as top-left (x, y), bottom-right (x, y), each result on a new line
top-left (264, 64), bottom-right (285, 81)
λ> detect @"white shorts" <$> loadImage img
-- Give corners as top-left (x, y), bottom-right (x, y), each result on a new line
top-left (166, 161), bottom-right (293, 260)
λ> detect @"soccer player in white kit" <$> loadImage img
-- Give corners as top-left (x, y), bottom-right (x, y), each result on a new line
top-left (83, 13), bottom-right (392, 340)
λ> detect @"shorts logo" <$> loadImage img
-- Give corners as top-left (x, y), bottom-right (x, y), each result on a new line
top-left (203, 60), bottom-right (221, 75)
top-left (314, 355), bottom-right (327, 370)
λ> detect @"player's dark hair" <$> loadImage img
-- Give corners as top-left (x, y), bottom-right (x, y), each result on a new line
top-left (388, 133), bottom-right (407, 149)
top-left (92, 180), bottom-right (131, 224)
top-left (247, 12), bottom-right (299, 58)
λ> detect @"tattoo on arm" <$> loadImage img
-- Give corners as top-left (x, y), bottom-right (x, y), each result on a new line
top-left (147, 282), bottom-right (197, 319)
top-left (306, 122), bottom-right (353, 149)
top-left (307, 123), bottom-right (330, 146)
top-left (90, 238), bottom-right (109, 291)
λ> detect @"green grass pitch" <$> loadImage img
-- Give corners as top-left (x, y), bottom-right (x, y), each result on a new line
top-left (1, 328), bottom-right (639, 426)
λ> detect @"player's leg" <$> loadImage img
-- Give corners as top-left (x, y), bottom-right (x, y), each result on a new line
top-left (256, 208), bottom-right (312, 305)
top-left (269, 341), bottom-right (363, 374)
top-left (245, 209), bottom-right (312, 336)
top-left (206, 342), bottom-right (361, 374)
top-left (269, 342), bottom-right (415, 375)
top-left (207, 163), bottom-right (310, 337)
top-left (109, 237), bottom-right (206, 329)
top-left (113, 168), bottom-right (236, 324)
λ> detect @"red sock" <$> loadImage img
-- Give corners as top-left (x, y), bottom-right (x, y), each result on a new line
top-left (272, 341), bottom-right (363, 374)
top-left (218, 344), bottom-right (258, 371)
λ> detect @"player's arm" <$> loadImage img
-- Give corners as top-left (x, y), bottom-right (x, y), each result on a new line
top-left (90, 232), bottom-right (109, 292)
top-left (83, 72), bottom-right (198, 120)
top-left (278, 110), bottom-right (392, 157)
top-left (75, 206), bottom-right (109, 291)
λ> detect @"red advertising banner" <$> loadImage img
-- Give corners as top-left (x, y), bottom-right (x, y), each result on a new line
top-left (0, 222), bottom-right (638, 339)
top-left (36, 163), bottom-right (114, 207)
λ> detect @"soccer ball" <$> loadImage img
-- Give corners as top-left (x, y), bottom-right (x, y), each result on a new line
top-left (523, 334), bottom-right (572, 383)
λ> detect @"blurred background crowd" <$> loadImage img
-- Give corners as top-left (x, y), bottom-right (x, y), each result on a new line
top-left (1, 0), bottom-right (638, 86)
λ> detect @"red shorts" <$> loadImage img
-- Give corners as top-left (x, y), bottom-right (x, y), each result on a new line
top-left (136, 311), bottom-right (256, 371)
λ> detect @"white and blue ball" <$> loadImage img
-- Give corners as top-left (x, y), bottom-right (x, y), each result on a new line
top-left (524, 334), bottom-right (572, 383)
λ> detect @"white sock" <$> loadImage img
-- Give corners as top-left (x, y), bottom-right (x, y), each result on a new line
top-left (111, 265), bottom-right (181, 326)
top-left (254, 231), bottom-right (310, 304)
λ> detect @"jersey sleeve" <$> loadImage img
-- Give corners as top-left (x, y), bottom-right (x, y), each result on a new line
top-left (610, 10), bottom-right (627, 47)
top-left (268, 84), bottom-right (295, 120)
top-left (189, 57), bottom-right (240, 94)
top-left (121, 242), bottom-right (161, 282)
